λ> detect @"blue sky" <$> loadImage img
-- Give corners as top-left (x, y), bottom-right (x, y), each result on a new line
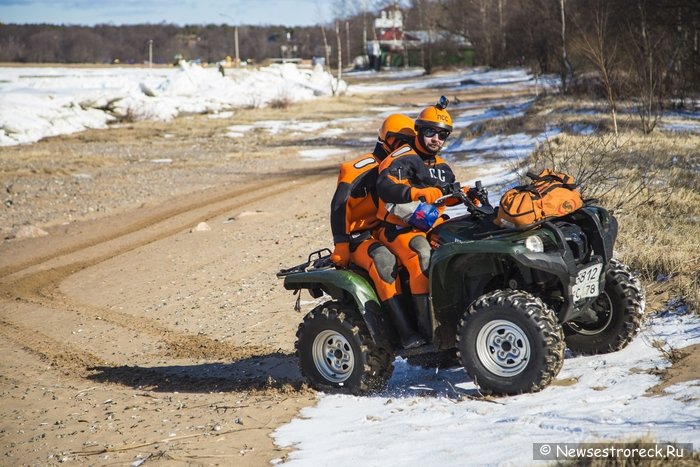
top-left (0, 0), bottom-right (327, 27)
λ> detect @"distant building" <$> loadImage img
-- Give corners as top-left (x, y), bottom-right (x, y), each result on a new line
top-left (365, 3), bottom-right (472, 70)
top-left (367, 5), bottom-right (410, 69)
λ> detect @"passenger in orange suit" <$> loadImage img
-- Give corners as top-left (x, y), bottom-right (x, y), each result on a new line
top-left (329, 114), bottom-right (425, 349)
top-left (375, 96), bottom-right (459, 339)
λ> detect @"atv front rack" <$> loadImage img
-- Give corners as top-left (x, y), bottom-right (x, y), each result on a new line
top-left (276, 248), bottom-right (333, 277)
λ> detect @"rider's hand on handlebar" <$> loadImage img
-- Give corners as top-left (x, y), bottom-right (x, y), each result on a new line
top-left (463, 187), bottom-right (482, 206)
top-left (411, 186), bottom-right (443, 204)
top-left (330, 242), bottom-right (351, 268)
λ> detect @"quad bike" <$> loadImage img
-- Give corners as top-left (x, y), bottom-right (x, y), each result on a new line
top-left (277, 180), bottom-right (645, 396)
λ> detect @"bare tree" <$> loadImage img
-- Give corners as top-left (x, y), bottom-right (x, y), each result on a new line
top-left (559, 0), bottom-right (574, 93)
top-left (28, 29), bottom-right (63, 62)
top-left (335, 20), bottom-right (343, 93)
top-left (315, 2), bottom-right (333, 71)
top-left (497, 0), bottom-right (507, 61)
top-left (345, 20), bottom-right (351, 66)
top-left (414, 0), bottom-right (429, 73)
top-left (530, 133), bottom-right (660, 213)
top-left (627, 0), bottom-right (666, 133)
top-left (572, 1), bottom-right (620, 142)
top-left (0, 32), bottom-right (26, 62)
top-left (360, 0), bottom-right (370, 53)
top-left (478, 0), bottom-right (493, 64)
top-left (422, 0), bottom-right (464, 74)
top-left (320, 25), bottom-right (331, 69)
top-left (332, 0), bottom-right (351, 68)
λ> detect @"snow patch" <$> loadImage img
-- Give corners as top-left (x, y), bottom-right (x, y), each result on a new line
top-left (0, 62), bottom-right (345, 146)
top-left (273, 311), bottom-right (700, 466)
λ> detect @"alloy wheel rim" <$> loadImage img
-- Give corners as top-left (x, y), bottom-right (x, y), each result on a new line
top-left (312, 330), bottom-right (354, 383)
top-left (476, 319), bottom-right (531, 377)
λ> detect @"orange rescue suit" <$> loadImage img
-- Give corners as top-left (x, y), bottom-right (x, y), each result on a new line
top-left (329, 144), bottom-right (400, 301)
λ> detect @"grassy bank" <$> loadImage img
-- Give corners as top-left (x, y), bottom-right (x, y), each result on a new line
top-left (519, 97), bottom-right (699, 313)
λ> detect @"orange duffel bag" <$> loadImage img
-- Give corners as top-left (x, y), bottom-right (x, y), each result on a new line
top-left (493, 169), bottom-right (584, 229)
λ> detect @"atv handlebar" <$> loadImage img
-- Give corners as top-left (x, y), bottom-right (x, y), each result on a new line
top-left (434, 181), bottom-right (495, 217)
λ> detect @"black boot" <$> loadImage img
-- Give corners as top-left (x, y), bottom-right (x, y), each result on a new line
top-left (412, 294), bottom-right (433, 339)
top-left (384, 297), bottom-right (425, 349)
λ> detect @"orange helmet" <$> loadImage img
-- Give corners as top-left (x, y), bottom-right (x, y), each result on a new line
top-left (415, 96), bottom-right (453, 132)
top-left (378, 113), bottom-right (416, 144)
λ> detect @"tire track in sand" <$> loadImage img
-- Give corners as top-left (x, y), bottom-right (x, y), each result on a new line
top-left (0, 318), bottom-right (104, 377)
top-left (0, 165), bottom-right (333, 278)
top-left (0, 167), bottom-right (336, 374)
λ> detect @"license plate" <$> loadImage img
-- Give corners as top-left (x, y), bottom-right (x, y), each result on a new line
top-left (572, 263), bottom-right (603, 301)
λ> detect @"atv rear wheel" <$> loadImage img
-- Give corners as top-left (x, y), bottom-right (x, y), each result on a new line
top-left (457, 290), bottom-right (565, 395)
top-left (296, 301), bottom-right (394, 394)
top-left (564, 259), bottom-right (645, 354)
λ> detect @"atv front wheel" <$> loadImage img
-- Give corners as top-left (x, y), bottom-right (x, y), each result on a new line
top-left (296, 301), bottom-right (393, 394)
top-left (457, 290), bottom-right (565, 395)
top-left (564, 259), bottom-right (645, 354)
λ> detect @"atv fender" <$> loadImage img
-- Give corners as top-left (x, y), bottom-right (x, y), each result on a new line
top-left (428, 236), bottom-right (577, 342)
top-left (281, 269), bottom-right (391, 349)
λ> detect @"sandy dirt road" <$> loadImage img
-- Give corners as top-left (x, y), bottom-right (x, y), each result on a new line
top-left (0, 172), bottom-right (339, 465)
top-left (0, 80), bottom-right (528, 465)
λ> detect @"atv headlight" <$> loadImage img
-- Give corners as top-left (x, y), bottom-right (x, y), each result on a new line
top-left (524, 235), bottom-right (544, 253)
top-left (516, 233), bottom-right (555, 253)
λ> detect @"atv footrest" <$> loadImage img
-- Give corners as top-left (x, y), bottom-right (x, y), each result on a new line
top-left (397, 342), bottom-right (439, 358)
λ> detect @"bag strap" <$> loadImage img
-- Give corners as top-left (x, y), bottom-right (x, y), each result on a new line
top-left (526, 170), bottom-right (577, 190)
top-left (527, 171), bottom-right (565, 183)
top-left (523, 185), bottom-right (542, 197)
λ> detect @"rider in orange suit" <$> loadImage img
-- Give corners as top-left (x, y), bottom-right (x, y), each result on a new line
top-left (375, 97), bottom-right (459, 339)
top-left (329, 114), bottom-right (425, 349)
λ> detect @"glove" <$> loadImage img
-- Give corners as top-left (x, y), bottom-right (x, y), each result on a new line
top-left (410, 186), bottom-right (443, 204)
top-left (330, 242), bottom-right (351, 268)
top-left (463, 187), bottom-right (482, 206)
